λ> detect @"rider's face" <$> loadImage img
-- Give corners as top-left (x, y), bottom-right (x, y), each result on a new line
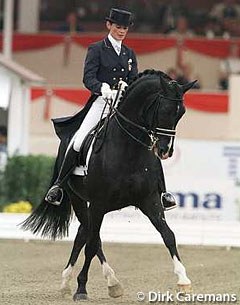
top-left (106, 22), bottom-right (129, 41)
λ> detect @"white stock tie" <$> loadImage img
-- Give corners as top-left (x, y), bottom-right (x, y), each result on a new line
top-left (115, 45), bottom-right (121, 56)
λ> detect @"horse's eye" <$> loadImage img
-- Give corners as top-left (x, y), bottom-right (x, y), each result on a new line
top-left (168, 80), bottom-right (177, 86)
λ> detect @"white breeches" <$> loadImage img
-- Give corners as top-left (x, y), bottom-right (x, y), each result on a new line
top-left (71, 91), bottom-right (118, 152)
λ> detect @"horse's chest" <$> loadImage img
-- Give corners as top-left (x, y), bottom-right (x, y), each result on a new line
top-left (122, 170), bottom-right (157, 197)
top-left (88, 167), bottom-right (158, 203)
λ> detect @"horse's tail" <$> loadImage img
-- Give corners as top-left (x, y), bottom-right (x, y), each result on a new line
top-left (21, 144), bottom-right (72, 240)
top-left (20, 193), bottom-right (72, 240)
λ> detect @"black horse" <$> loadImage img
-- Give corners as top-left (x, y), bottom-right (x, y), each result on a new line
top-left (22, 70), bottom-right (196, 301)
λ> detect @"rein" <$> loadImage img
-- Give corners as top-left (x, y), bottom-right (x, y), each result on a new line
top-left (104, 89), bottom-right (182, 150)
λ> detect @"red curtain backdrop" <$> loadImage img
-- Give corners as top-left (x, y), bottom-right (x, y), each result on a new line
top-left (184, 38), bottom-right (239, 58)
top-left (0, 34), bottom-right (63, 51)
top-left (31, 87), bottom-right (228, 117)
top-left (0, 34), bottom-right (239, 57)
top-left (184, 92), bottom-right (228, 112)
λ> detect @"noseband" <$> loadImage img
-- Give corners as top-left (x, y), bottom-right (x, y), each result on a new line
top-left (112, 93), bottom-right (183, 150)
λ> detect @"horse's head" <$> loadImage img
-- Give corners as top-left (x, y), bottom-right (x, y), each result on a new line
top-left (139, 71), bottom-right (197, 159)
top-left (118, 70), bottom-right (197, 159)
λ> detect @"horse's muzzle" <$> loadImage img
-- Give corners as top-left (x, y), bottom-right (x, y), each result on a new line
top-left (161, 152), bottom-right (169, 160)
top-left (154, 145), bottom-right (172, 160)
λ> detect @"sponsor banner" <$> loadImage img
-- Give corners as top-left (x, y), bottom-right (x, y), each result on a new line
top-left (163, 139), bottom-right (240, 222)
top-left (163, 139), bottom-right (240, 180)
top-left (167, 179), bottom-right (237, 221)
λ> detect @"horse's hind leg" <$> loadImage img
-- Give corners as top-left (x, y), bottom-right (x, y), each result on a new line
top-left (60, 224), bottom-right (85, 295)
top-left (61, 223), bottom-right (98, 295)
top-left (60, 190), bottom-right (89, 295)
top-left (61, 222), bottom-right (122, 298)
top-left (73, 206), bottom-right (123, 300)
top-left (100, 241), bottom-right (124, 298)
top-left (139, 197), bottom-right (192, 293)
top-left (73, 208), bottom-right (104, 300)
top-left (61, 188), bottom-right (122, 298)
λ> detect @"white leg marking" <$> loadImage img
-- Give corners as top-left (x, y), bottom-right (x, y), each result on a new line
top-left (173, 255), bottom-right (191, 285)
top-left (61, 265), bottom-right (74, 290)
top-left (102, 262), bottom-right (119, 287)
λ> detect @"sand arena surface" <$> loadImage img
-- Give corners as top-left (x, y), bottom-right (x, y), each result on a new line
top-left (0, 240), bottom-right (239, 305)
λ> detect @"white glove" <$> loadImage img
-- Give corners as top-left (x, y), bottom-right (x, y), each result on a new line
top-left (118, 80), bottom-right (128, 91)
top-left (101, 83), bottom-right (113, 100)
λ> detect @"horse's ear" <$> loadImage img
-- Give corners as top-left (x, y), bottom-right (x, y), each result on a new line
top-left (182, 80), bottom-right (198, 93)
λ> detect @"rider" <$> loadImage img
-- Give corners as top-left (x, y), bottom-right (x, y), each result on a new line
top-left (45, 8), bottom-right (177, 211)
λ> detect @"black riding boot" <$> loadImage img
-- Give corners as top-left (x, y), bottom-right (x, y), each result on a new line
top-left (161, 192), bottom-right (177, 211)
top-left (157, 159), bottom-right (177, 211)
top-left (45, 146), bottom-right (78, 205)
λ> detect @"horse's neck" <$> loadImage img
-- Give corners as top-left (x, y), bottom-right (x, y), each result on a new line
top-left (118, 92), bottom-right (146, 123)
top-left (118, 79), bottom-right (157, 120)
top-left (103, 79), bottom-right (158, 156)
top-left (106, 113), bottom-right (151, 159)
top-left (118, 99), bottom-right (140, 121)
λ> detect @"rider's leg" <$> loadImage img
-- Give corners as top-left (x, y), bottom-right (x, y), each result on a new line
top-left (45, 97), bottom-right (109, 205)
top-left (45, 145), bottom-right (78, 205)
top-left (73, 97), bottom-right (109, 151)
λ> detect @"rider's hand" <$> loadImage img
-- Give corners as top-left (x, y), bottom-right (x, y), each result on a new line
top-left (101, 83), bottom-right (113, 100)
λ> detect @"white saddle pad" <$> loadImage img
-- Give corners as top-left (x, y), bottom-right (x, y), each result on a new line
top-left (73, 136), bottom-right (95, 176)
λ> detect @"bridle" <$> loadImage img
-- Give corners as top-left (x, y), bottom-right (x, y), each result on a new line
top-left (105, 90), bottom-right (183, 151)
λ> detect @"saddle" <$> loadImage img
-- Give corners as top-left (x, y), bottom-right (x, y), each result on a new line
top-left (76, 117), bottom-right (107, 171)
top-left (78, 131), bottom-right (95, 167)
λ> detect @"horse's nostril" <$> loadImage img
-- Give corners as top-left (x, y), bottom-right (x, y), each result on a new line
top-left (158, 145), bottom-right (168, 154)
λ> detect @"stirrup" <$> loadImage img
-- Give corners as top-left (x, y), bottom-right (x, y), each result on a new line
top-left (45, 185), bottom-right (64, 206)
top-left (161, 192), bottom-right (178, 211)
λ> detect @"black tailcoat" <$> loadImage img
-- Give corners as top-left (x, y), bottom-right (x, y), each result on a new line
top-left (83, 37), bottom-right (138, 94)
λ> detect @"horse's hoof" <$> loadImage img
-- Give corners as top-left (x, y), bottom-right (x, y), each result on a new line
top-left (177, 284), bottom-right (192, 294)
top-left (60, 286), bottom-right (72, 296)
top-left (108, 283), bottom-right (124, 298)
top-left (73, 293), bottom-right (88, 301)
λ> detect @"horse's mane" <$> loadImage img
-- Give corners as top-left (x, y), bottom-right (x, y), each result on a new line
top-left (120, 69), bottom-right (172, 104)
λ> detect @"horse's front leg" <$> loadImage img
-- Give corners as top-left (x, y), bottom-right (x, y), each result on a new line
top-left (139, 196), bottom-right (192, 293)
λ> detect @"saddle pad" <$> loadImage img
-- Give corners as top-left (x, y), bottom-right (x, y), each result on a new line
top-left (72, 114), bottom-right (108, 176)
top-left (73, 135), bottom-right (95, 176)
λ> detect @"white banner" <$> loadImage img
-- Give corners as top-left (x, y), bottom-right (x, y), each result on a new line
top-left (1, 212), bottom-right (240, 247)
top-left (163, 139), bottom-right (240, 222)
